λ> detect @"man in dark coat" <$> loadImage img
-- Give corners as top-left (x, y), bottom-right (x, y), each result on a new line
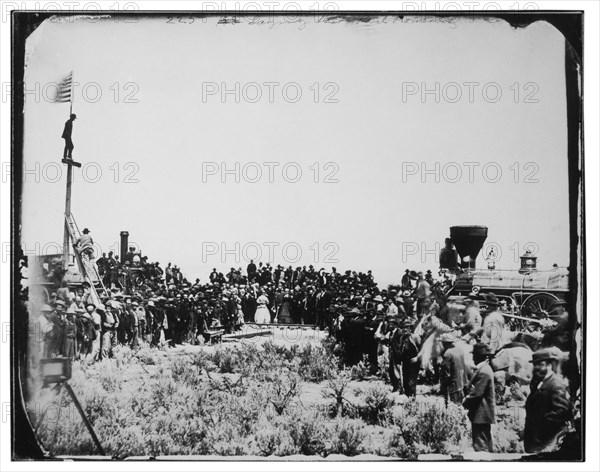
top-left (247, 260), bottom-right (257, 282)
top-left (401, 269), bottom-right (412, 290)
top-left (389, 319), bottom-right (420, 396)
top-left (524, 348), bottom-right (571, 453)
top-left (439, 238), bottom-right (459, 270)
top-left (463, 343), bottom-right (496, 452)
top-left (61, 113), bottom-right (77, 158)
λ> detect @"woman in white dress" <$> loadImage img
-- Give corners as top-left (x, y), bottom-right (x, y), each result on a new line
top-left (254, 292), bottom-right (271, 324)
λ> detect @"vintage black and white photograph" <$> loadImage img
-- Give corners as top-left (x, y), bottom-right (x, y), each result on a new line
top-left (6, 4), bottom-right (593, 467)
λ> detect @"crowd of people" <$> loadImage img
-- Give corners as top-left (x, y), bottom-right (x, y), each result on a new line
top-left (34, 250), bottom-right (457, 363)
top-left (340, 285), bottom-right (573, 455)
top-left (31, 247), bottom-right (574, 456)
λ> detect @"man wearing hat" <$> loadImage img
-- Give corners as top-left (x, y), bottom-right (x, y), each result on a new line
top-left (63, 305), bottom-right (78, 360)
top-left (415, 272), bottom-right (431, 317)
top-left (389, 319), bottom-right (421, 396)
top-left (401, 269), bottom-right (412, 290)
top-left (441, 334), bottom-right (471, 405)
top-left (463, 343), bottom-right (496, 452)
top-left (86, 302), bottom-right (101, 361)
top-left (524, 348), bottom-right (571, 453)
top-left (541, 299), bottom-right (570, 352)
top-left (76, 306), bottom-right (94, 358)
top-left (128, 300), bottom-right (140, 348)
top-left (481, 293), bottom-right (505, 353)
top-left (101, 305), bottom-right (118, 359)
top-left (62, 113), bottom-right (77, 159)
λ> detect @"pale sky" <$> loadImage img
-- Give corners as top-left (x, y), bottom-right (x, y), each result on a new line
top-left (20, 15), bottom-right (570, 286)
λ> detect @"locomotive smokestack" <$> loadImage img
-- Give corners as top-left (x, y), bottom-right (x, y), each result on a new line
top-left (120, 231), bottom-right (129, 262)
top-left (449, 225), bottom-right (488, 270)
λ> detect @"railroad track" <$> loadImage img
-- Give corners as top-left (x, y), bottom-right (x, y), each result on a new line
top-left (243, 323), bottom-right (326, 330)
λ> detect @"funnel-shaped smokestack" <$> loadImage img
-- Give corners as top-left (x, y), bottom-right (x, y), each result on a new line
top-left (449, 225), bottom-right (488, 270)
top-left (120, 231), bottom-right (129, 262)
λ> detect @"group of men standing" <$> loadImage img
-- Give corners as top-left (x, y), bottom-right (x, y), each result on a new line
top-left (333, 283), bottom-right (573, 456)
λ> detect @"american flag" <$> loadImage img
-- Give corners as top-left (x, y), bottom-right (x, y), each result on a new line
top-left (53, 71), bottom-right (73, 103)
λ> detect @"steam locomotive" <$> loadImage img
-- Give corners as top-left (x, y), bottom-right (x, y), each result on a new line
top-left (445, 225), bottom-right (569, 320)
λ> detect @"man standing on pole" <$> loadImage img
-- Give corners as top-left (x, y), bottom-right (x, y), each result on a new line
top-left (62, 113), bottom-right (77, 159)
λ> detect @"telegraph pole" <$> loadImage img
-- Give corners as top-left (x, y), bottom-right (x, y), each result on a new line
top-left (62, 158), bottom-right (81, 269)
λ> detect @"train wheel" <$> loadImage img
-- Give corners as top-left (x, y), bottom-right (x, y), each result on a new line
top-left (521, 292), bottom-right (559, 319)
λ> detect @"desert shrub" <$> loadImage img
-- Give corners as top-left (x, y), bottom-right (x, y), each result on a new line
top-left (285, 408), bottom-right (329, 455)
top-left (252, 417), bottom-right (296, 456)
top-left (169, 356), bottom-right (203, 387)
top-left (350, 356), bottom-right (370, 381)
top-left (297, 343), bottom-right (336, 383)
top-left (389, 398), bottom-right (469, 456)
top-left (494, 407), bottom-right (525, 453)
top-left (262, 339), bottom-right (298, 362)
top-left (321, 368), bottom-right (354, 418)
top-left (265, 369), bottom-right (300, 415)
top-left (112, 344), bottom-right (135, 367)
top-left (190, 351), bottom-right (211, 372)
top-left (327, 417), bottom-right (366, 456)
top-left (358, 384), bottom-right (395, 425)
top-left (97, 365), bottom-right (120, 392)
top-left (134, 347), bottom-right (160, 366)
top-left (210, 347), bottom-right (240, 373)
top-left (83, 387), bottom-right (111, 424)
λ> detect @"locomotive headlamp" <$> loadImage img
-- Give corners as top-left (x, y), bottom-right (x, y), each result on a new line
top-left (519, 249), bottom-right (538, 274)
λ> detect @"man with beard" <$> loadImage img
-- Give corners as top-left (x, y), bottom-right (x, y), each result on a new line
top-left (524, 348), bottom-right (571, 453)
